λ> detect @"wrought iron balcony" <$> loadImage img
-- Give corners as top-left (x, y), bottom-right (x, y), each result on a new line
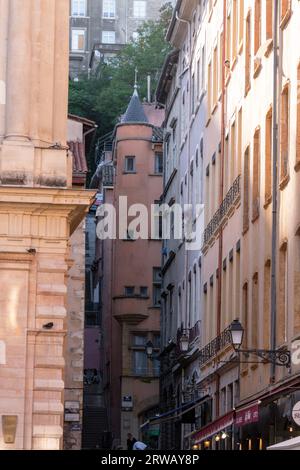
top-left (199, 326), bottom-right (232, 366)
top-left (203, 175), bottom-right (241, 249)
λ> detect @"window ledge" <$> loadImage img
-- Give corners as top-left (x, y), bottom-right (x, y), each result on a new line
top-left (238, 40), bottom-right (244, 55)
top-left (264, 195), bottom-right (272, 209)
top-left (244, 83), bottom-right (251, 98)
top-left (123, 171), bottom-right (137, 175)
top-left (264, 38), bottom-right (273, 58)
top-left (279, 174), bottom-right (290, 190)
top-left (242, 224), bottom-right (249, 236)
top-left (280, 9), bottom-right (292, 30)
top-left (149, 173), bottom-right (163, 177)
top-left (253, 57), bottom-right (262, 79)
top-left (231, 56), bottom-right (238, 72)
top-left (251, 211), bottom-right (260, 224)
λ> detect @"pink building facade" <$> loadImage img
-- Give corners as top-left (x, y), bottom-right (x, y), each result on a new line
top-left (91, 90), bottom-right (164, 448)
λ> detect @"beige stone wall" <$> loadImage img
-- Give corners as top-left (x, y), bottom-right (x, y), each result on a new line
top-left (0, 0), bottom-right (95, 450)
top-left (63, 221), bottom-right (85, 450)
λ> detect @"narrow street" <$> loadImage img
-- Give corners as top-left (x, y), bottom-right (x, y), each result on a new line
top-left (0, 0), bottom-right (300, 458)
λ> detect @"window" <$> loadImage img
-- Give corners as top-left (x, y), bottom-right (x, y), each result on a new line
top-left (280, 0), bottom-right (290, 25)
top-left (252, 127), bottom-right (260, 221)
top-left (132, 335), bottom-right (147, 375)
top-left (125, 286), bottom-right (135, 297)
top-left (265, 108), bottom-right (272, 204)
top-left (207, 61), bottom-right (212, 115)
top-left (252, 273), bottom-right (259, 349)
top-left (278, 242), bottom-right (288, 345)
top-left (242, 283), bottom-right (249, 348)
top-left (254, 0), bottom-right (261, 55)
top-left (266, 0), bottom-right (273, 40)
top-left (134, 1), bottom-right (146, 18)
top-left (71, 29), bottom-right (85, 51)
top-left (226, 12), bottom-right (231, 73)
top-left (102, 31), bottom-right (116, 44)
top-left (245, 12), bottom-right (251, 94)
top-left (153, 268), bottom-right (162, 307)
top-left (154, 153), bottom-right (163, 175)
top-left (71, 0), bottom-right (86, 17)
top-left (263, 260), bottom-right (271, 349)
top-left (243, 147), bottom-right (250, 232)
top-left (232, 0), bottom-right (238, 60)
top-left (213, 46), bottom-right (218, 107)
top-left (125, 156), bottom-right (136, 173)
top-left (280, 83), bottom-right (290, 183)
top-left (239, 0), bottom-right (244, 47)
top-left (103, 0), bottom-right (116, 19)
top-left (140, 286), bottom-right (148, 297)
top-left (131, 334), bottom-right (160, 376)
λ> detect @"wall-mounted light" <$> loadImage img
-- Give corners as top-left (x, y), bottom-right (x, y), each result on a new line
top-left (2, 416), bottom-right (18, 444)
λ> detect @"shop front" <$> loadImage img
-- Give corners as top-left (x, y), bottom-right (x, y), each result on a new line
top-left (190, 411), bottom-right (235, 450)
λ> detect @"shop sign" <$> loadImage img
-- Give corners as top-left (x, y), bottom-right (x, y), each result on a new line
top-left (235, 404), bottom-right (259, 427)
top-left (292, 401), bottom-right (300, 426)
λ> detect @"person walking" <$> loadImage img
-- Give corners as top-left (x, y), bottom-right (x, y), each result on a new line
top-left (127, 433), bottom-right (137, 451)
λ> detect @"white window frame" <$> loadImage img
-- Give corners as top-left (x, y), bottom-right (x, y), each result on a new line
top-left (71, 0), bottom-right (86, 17)
top-left (133, 1), bottom-right (146, 18)
top-left (102, 30), bottom-right (116, 44)
top-left (71, 29), bottom-right (86, 52)
top-left (102, 0), bottom-right (116, 19)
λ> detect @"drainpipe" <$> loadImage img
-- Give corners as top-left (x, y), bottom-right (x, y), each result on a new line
top-left (270, 0), bottom-right (279, 383)
top-left (215, 0), bottom-right (227, 420)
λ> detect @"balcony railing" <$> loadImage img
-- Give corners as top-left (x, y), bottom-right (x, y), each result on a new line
top-left (199, 326), bottom-right (232, 366)
top-left (203, 175), bottom-right (241, 248)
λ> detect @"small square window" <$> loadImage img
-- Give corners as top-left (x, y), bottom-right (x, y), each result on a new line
top-left (102, 31), bottom-right (116, 44)
top-left (140, 287), bottom-right (148, 297)
top-left (133, 1), bottom-right (146, 18)
top-left (103, 0), bottom-right (116, 18)
top-left (72, 0), bottom-right (86, 17)
top-left (125, 286), bottom-right (135, 296)
top-left (125, 156), bottom-right (136, 173)
top-left (72, 29), bottom-right (85, 51)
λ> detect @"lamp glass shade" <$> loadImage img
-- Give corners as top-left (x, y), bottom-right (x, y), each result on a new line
top-left (180, 334), bottom-right (189, 352)
top-left (230, 320), bottom-right (244, 348)
top-left (146, 341), bottom-right (154, 357)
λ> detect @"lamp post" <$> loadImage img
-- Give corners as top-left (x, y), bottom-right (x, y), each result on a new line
top-left (228, 320), bottom-right (291, 368)
top-left (179, 330), bottom-right (190, 353)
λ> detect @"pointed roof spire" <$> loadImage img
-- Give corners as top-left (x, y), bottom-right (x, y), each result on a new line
top-left (122, 70), bottom-right (149, 124)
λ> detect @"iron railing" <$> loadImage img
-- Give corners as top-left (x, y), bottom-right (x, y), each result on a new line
top-left (199, 326), bottom-right (232, 366)
top-left (203, 175), bottom-right (241, 247)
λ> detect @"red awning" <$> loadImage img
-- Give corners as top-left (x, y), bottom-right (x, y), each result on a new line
top-left (235, 403), bottom-right (259, 427)
top-left (192, 411), bottom-right (234, 443)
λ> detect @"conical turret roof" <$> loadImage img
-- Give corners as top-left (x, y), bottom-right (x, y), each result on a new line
top-left (122, 88), bottom-right (149, 124)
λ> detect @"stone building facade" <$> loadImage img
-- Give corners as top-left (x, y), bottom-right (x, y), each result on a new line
top-left (91, 91), bottom-right (164, 448)
top-left (0, 0), bottom-right (95, 450)
top-left (158, 0), bottom-right (300, 450)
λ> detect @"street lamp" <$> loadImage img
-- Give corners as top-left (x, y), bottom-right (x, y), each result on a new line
top-left (228, 320), bottom-right (291, 368)
top-left (229, 319), bottom-right (244, 350)
top-left (179, 331), bottom-right (190, 353)
top-left (146, 340), bottom-right (154, 358)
